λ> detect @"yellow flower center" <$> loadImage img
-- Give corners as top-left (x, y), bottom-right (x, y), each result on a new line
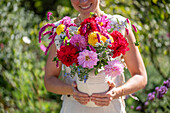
top-left (98, 22), bottom-right (103, 26)
top-left (76, 42), bottom-right (79, 47)
top-left (85, 56), bottom-right (90, 61)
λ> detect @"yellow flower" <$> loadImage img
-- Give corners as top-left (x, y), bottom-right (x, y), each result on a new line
top-left (100, 35), bottom-right (107, 43)
top-left (56, 24), bottom-right (65, 35)
top-left (107, 34), bottom-right (114, 43)
top-left (77, 26), bottom-right (80, 34)
top-left (98, 22), bottom-right (103, 26)
top-left (88, 32), bottom-right (100, 47)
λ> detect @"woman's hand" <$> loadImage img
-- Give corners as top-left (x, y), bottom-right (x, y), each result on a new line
top-left (91, 81), bottom-right (120, 106)
top-left (72, 82), bottom-right (90, 105)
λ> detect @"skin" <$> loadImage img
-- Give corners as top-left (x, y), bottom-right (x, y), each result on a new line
top-left (44, 0), bottom-right (147, 107)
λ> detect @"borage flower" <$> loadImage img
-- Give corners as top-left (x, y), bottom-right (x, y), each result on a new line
top-left (70, 34), bottom-right (88, 51)
top-left (104, 60), bottom-right (124, 77)
top-left (57, 44), bottom-right (79, 67)
top-left (77, 50), bottom-right (99, 69)
top-left (109, 30), bottom-right (129, 58)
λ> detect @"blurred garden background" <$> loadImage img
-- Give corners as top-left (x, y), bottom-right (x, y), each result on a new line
top-left (0, 0), bottom-right (169, 112)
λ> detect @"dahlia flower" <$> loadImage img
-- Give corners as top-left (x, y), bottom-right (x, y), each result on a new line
top-left (77, 50), bottom-right (99, 69)
top-left (70, 34), bottom-right (88, 51)
top-left (104, 60), bottom-right (124, 77)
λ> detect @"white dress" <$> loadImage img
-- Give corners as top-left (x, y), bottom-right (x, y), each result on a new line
top-left (54, 14), bottom-right (129, 113)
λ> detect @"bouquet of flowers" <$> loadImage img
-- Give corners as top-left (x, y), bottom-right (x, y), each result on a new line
top-left (39, 12), bottom-right (137, 82)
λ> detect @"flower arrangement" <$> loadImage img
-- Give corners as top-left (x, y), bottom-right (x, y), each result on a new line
top-left (39, 12), bottom-right (137, 82)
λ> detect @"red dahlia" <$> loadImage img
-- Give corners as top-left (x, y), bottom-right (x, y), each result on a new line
top-left (79, 17), bottom-right (98, 36)
top-left (109, 30), bottom-right (129, 58)
top-left (57, 44), bottom-right (79, 67)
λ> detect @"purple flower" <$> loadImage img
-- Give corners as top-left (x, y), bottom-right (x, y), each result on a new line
top-left (39, 23), bottom-right (55, 43)
top-left (144, 101), bottom-right (149, 106)
top-left (130, 105), bottom-right (134, 109)
top-left (47, 12), bottom-right (52, 20)
top-left (157, 86), bottom-right (168, 99)
top-left (40, 44), bottom-right (46, 52)
top-left (89, 45), bottom-right (96, 52)
top-left (163, 80), bottom-right (170, 88)
top-left (96, 33), bottom-right (101, 43)
top-left (104, 60), bottom-right (124, 77)
top-left (132, 24), bottom-right (137, 32)
top-left (136, 106), bottom-right (142, 111)
top-left (45, 33), bottom-right (57, 55)
top-left (147, 92), bottom-right (155, 101)
top-left (155, 87), bottom-right (159, 91)
top-left (167, 33), bottom-right (170, 38)
top-left (70, 34), bottom-right (88, 51)
top-left (43, 31), bottom-right (52, 36)
top-left (77, 50), bottom-right (99, 69)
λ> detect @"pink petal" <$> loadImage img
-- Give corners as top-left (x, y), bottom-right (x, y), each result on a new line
top-left (132, 24), bottom-right (137, 32)
top-left (126, 18), bottom-right (130, 24)
top-left (47, 12), bottom-right (53, 20)
top-left (125, 28), bottom-right (129, 35)
top-left (40, 44), bottom-right (46, 52)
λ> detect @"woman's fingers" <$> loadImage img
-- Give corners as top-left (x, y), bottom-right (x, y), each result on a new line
top-left (94, 100), bottom-right (111, 106)
top-left (91, 92), bottom-right (112, 98)
top-left (72, 81), bottom-right (90, 105)
top-left (91, 96), bottom-right (112, 102)
top-left (107, 80), bottom-right (115, 90)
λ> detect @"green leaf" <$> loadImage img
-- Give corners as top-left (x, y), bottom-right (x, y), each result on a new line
top-left (95, 69), bottom-right (98, 75)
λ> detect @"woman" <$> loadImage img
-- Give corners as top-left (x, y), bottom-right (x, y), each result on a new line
top-left (44, 0), bottom-right (147, 112)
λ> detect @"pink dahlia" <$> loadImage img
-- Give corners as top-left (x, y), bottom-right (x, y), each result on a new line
top-left (77, 50), bottom-right (99, 69)
top-left (104, 60), bottom-right (124, 77)
top-left (70, 34), bottom-right (88, 51)
top-left (95, 15), bottom-right (111, 30)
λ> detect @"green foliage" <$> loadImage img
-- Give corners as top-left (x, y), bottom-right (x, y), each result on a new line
top-left (0, 0), bottom-right (61, 112)
top-left (103, 0), bottom-right (170, 112)
top-left (0, 0), bottom-right (169, 112)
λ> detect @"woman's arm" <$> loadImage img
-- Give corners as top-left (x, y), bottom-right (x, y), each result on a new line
top-left (44, 44), bottom-right (90, 104)
top-left (91, 25), bottom-right (147, 106)
top-left (44, 44), bottom-right (73, 95)
top-left (109, 26), bottom-right (147, 99)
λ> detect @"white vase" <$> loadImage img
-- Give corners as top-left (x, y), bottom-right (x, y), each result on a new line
top-left (76, 70), bottom-right (109, 107)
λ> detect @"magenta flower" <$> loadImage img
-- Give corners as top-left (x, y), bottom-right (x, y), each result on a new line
top-left (132, 24), bottom-right (137, 32)
top-left (47, 12), bottom-right (52, 20)
top-left (70, 34), bottom-right (88, 51)
top-left (104, 60), bottom-right (124, 77)
top-left (60, 16), bottom-right (76, 27)
top-left (39, 23), bottom-right (55, 43)
top-left (77, 50), bottom-right (99, 69)
top-left (125, 28), bottom-right (129, 35)
top-left (95, 15), bottom-right (111, 30)
top-left (43, 31), bottom-right (52, 36)
top-left (126, 18), bottom-right (130, 24)
top-left (40, 44), bottom-right (46, 52)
